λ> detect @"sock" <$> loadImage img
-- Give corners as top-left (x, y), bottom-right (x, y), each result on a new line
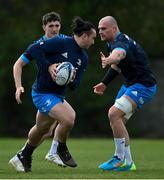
top-left (57, 142), bottom-right (67, 152)
top-left (49, 140), bottom-right (59, 155)
top-left (114, 138), bottom-right (125, 161)
top-left (125, 145), bottom-right (133, 165)
top-left (21, 143), bottom-right (36, 157)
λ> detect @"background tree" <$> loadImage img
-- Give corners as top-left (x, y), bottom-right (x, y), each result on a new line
top-left (0, 0), bottom-right (163, 137)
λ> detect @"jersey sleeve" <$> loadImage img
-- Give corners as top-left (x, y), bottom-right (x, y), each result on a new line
top-left (20, 54), bottom-right (31, 64)
top-left (27, 36), bottom-right (65, 70)
top-left (112, 41), bottom-right (129, 54)
top-left (20, 42), bottom-right (36, 63)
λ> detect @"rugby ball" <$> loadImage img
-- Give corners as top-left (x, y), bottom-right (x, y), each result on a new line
top-left (56, 62), bottom-right (75, 86)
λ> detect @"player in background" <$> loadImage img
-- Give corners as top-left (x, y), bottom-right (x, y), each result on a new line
top-left (13, 12), bottom-right (70, 166)
top-left (9, 16), bottom-right (96, 172)
top-left (94, 16), bottom-right (157, 171)
top-left (14, 11), bottom-right (65, 105)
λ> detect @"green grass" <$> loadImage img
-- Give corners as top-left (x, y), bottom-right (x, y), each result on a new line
top-left (0, 138), bottom-right (164, 179)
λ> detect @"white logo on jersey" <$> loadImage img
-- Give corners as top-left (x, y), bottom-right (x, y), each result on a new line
top-left (45, 99), bottom-right (52, 107)
top-left (131, 91), bottom-right (138, 97)
top-left (61, 52), bottom-right (68, 58)
top-left (139, 97), bottom-right (144, 104)
top-left (124, 34), bottom-right (130, 40)
top-left (124, 34), bottom-right (136, 45)
top-left (77, 59), bottom-right (82, 66)
top-left (40, 42), bottom-right (44, 45)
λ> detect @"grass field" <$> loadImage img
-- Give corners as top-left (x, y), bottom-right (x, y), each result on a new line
top-left (0, 138), bottom-right (164, 179)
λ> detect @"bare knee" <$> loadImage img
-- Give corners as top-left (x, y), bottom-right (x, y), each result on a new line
top-left (108, 106), bottom-right (124, 126)
top-left (108, 106), bottom-right (119, 121)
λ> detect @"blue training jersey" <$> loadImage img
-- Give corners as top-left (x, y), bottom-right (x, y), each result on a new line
top-left (24, 36), bottom-right (89, 96)
top-left (21, 34), bottom-right (67, 63)
top-left (107, 33), bottom-right (156, 87)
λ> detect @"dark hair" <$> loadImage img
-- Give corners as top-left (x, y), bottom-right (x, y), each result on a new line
top-left (42, 12), bottom-right (61, 25)
top-left (71, 16), bottom-right (95, 36)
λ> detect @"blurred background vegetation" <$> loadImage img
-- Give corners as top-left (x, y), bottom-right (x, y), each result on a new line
top-left (0, 0), bottom-right (163, 138)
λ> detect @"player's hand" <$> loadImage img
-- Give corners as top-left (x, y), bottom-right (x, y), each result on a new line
top-left (100, 52), bottom-right (108, 68)
top-left (48, 63), bottom-right (59, 81)
top-left (15, 86), bottom-right (24, 104)
top-left (69, 68), bottom-right (77, 83)
top-left (93, 82), bottom-right (106, 95)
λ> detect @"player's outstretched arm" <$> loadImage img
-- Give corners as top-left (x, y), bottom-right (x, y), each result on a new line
top-left (100, 49), bottom-right (126, 68)
top-left (13, 57), bottom-right (27, 104)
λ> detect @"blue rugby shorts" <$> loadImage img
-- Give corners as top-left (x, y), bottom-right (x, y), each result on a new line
top-left (32, 89), bottom-right (64, 115)
top-left (115, 83), bottom-right (157, 109)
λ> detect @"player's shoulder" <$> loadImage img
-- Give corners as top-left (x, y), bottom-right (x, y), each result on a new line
top-left (116, 33), bottom-right (131, 43)
top-left (36, 34), bottom-right (69, 43)
top-left (117, 33), bottom-right (136, 46)
top-left (114, 33), bottom-right (137, 50)
top-left (58, 36), bottom-right (77, 47)
top-left (58, 34), bottom-right (69, 38)
top-left (51, 34), bottom-right (71, 42)
top-left (35, 35), bottom-right (47, 43)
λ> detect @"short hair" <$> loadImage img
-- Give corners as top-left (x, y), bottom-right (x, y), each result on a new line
top-left (42, 12), bottom-right (61, 25)
top-left (71, 16), bottom-right (95, 36)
